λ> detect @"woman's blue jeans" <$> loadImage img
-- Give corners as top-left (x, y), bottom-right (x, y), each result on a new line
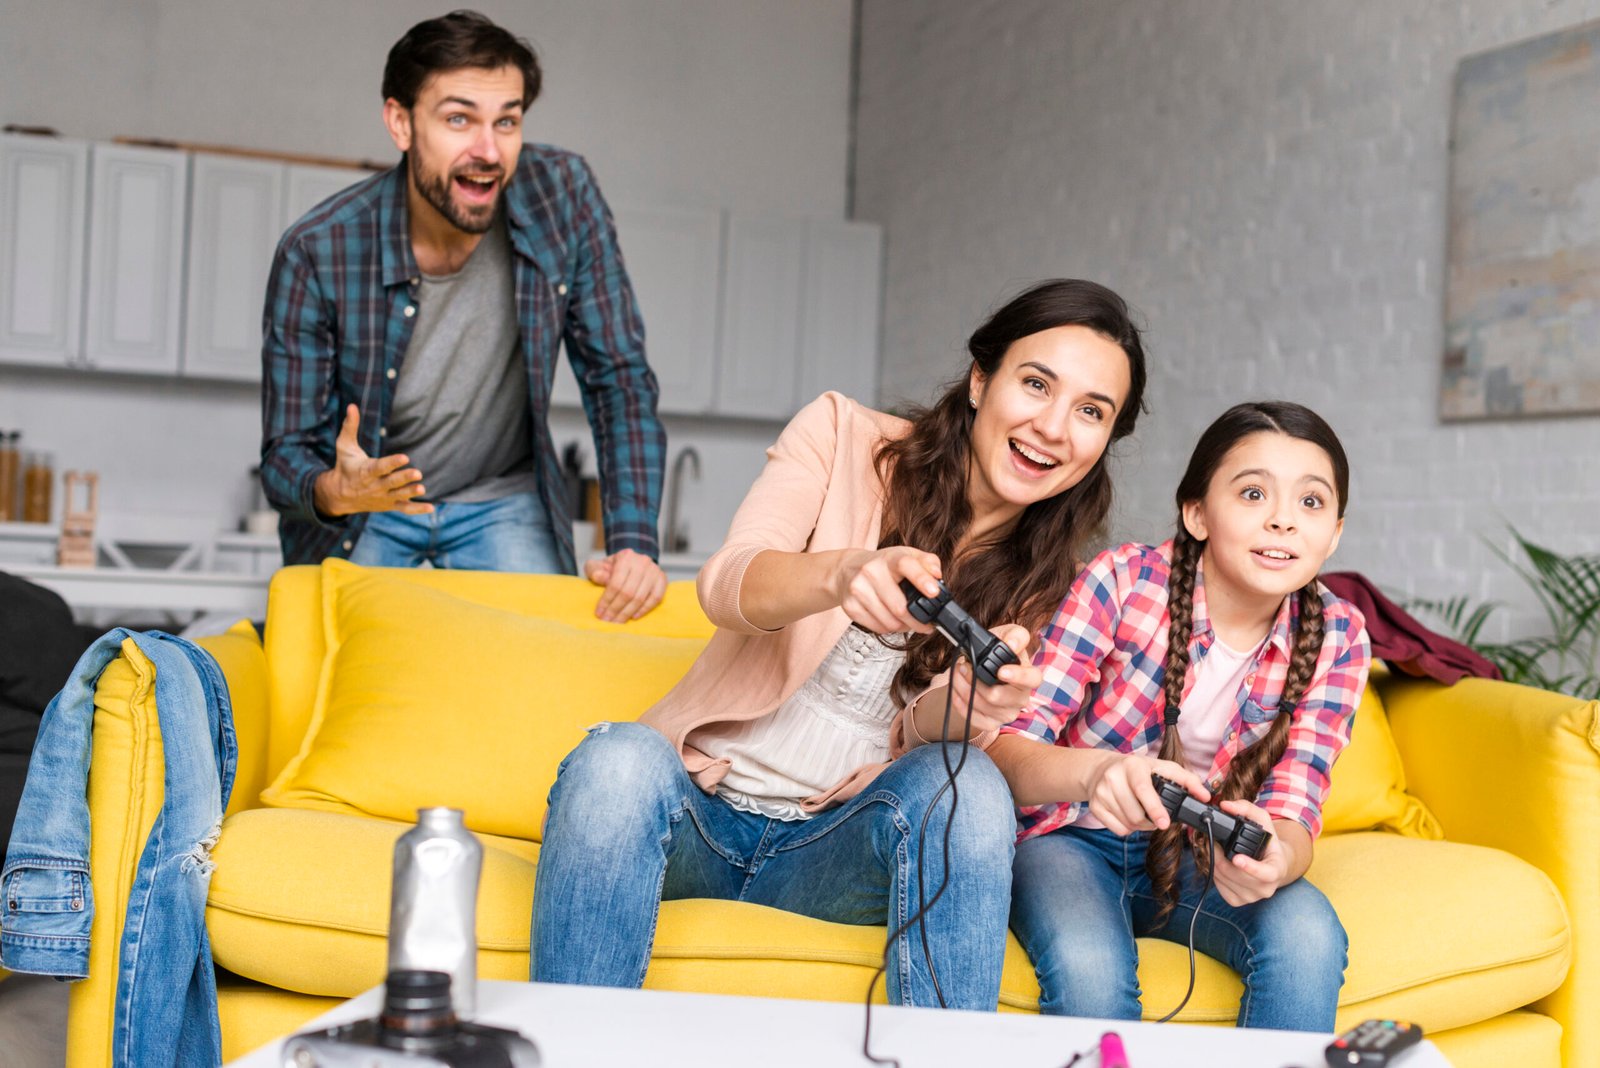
top-left (1009, 824), bottom-right (1346, 1031)
top-left (532, 721), bottom-right (1015, 1009)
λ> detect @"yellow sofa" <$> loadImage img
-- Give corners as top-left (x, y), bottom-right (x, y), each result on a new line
top-left (63, 563), bottom-right (1597, 1067)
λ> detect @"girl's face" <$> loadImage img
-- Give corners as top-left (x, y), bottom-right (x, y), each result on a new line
top-left (1182, 431), bottom-right (1344, 605)
top-left (966, 325), bottom-right (1131, 530)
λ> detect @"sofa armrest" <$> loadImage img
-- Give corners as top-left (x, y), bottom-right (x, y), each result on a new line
top-left (65, 626), bottom-right (270, 1067)
top-left (1382, 674), bottom-right (1600, 1068)
top-left (197, 620), bottom-right (271, 816)
top-left (68, 640), bottom-right (169, 1068)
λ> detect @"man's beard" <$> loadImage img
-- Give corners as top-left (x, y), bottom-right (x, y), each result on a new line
top-left (409, 153), bottom-right (502, 235)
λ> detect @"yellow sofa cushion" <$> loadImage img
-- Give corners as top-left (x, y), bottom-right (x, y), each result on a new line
top-left (1320, 679), bottom-right (1441, 838)
top-left (208, 813), bottom-right (1568, 1030)
top-left (999, 831), bottom-right (1570, 1027)
top-left (1311, 833), bottom-right (1569, 1032)
top-left (258, 565), bottom-right (710, 840)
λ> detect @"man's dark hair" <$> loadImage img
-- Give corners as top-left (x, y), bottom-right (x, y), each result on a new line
top-left (382, 10), bottom-right (542, 110)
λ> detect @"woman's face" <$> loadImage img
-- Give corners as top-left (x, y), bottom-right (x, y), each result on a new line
top-left (966, 324), bottom-right (1132, 529)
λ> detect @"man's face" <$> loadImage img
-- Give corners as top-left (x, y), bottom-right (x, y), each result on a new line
top-left (384, 65), bottom-right (526, 234)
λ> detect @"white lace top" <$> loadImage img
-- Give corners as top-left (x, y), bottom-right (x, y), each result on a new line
top-left (688, 625), bottom-right (909, 821)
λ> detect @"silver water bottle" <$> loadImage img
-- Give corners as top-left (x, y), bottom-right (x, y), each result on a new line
top-left (388, 808), bottom-right (483, 1018)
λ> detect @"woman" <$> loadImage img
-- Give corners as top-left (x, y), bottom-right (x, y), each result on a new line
top-left (532, 279), bottom-right (1148, 1009)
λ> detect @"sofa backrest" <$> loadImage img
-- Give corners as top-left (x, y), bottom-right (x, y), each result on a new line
top-left (260, 562), bottom-right (715, 787)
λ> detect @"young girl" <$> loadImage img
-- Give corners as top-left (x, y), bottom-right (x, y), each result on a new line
top-left (532, 279), bottom-right (1149, 1010)
top-left (990, 401), bottom-right (1371, 1031)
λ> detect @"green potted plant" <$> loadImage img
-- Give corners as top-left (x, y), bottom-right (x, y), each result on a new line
top-left (1411, 528), bottom-right (1600, 699)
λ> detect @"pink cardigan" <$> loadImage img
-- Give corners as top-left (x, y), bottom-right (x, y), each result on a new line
top-left (639, 391), bottom-right (965, 811)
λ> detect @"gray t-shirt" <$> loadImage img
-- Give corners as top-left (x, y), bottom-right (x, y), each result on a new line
top-left (386, 214), bottom-right (538, 503)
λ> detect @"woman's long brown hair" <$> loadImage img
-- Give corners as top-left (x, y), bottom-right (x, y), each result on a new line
top-left (1146, 402), bottom-right (1350, 921)
top-left (874, 279), bottom-right (1148, 697)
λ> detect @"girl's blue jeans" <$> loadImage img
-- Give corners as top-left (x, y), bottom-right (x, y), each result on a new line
top-left (1009, 823), bottom-right (1346, 1031)
top-left (532, 721), bottom-right (1015, 1009)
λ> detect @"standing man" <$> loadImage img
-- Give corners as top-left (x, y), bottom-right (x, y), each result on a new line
top-left (261, 10), bottom-right (667, 621)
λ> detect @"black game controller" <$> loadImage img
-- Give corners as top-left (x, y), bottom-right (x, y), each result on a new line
top-left (1152, 775), bottom-right (1272, 861)
top-left (898, 579), bottom-right (1020, 686)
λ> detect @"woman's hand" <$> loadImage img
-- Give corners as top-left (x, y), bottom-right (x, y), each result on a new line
top-left (910, 625), bottom-right (1040, 743)
top-left (1085, 752), bottom-right (1211, 837)
top-left (945, 624), bottom-right (1040, 732)
top-left (832, 546), bottom-right (942, 635)
top-left (1209, 799), bottom-right (1294, 906)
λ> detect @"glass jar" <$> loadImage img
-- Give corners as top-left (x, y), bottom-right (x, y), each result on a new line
top-left (21, 450), bottom-right (53, 524)
top-left (0, 431), bottom-right (18, 522)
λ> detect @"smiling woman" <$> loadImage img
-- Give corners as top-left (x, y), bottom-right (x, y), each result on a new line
top-left (531, 278), bottom-right (1152, 1014)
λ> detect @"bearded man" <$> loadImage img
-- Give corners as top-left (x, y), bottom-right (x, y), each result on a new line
top-left (260, 10), bottom-right (667, 620)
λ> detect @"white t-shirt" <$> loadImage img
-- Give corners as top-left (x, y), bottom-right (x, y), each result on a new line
top-left (1077, 632), bottom-right (1264, 830)
top-left (1177, 634), bottom-right (1265, 780)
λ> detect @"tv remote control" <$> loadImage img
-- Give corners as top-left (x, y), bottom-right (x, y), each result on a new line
top-left (1324, 1019), bottom-right (1424, 1066)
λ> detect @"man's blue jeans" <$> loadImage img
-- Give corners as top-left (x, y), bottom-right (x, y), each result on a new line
top-left (531, 721), bottom-right (1015, 1009)
top-left (349, 492), bottom-right (564, 572)
top-left (1009, 824), bottom-right (1346, 1031)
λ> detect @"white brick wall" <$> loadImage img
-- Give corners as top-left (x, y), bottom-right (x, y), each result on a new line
top-left (854, 0), bottom-right (1600, 639)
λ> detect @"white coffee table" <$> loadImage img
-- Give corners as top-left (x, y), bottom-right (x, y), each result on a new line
top-left (228, 979), bottom-right (1451, 1067)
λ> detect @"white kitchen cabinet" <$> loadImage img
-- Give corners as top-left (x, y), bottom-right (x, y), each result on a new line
top-left (0, 135), bottom-right (89, 368)
top-left (618, 204), bottom-right (722, 415)
top-left (797, 220), bottom-right (883, 407)
top-left (716, 215), bottom-right (806, 419)
top-left (83, 144), bottom-right (188, 374)
top-left (553, 204), bottom-right (724, 415)
top-left (183, 154), bottom-right (284, 382)
top-left (184, 159), bottom-right (368, 383)
top-left (283, 163), bottom-right (368, 227)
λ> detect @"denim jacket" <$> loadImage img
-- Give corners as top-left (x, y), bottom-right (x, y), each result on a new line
top-left (1, 630), bottom-right (236, 1067)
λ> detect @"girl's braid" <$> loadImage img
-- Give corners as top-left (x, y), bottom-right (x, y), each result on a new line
top-left (1145, 528), bottom-right (1203, 923)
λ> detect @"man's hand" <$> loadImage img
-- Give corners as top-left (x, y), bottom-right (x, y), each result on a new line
top-left (313, 405), bottom-right (434, 518)
top-left (584, 548), bottom-right (668, 622)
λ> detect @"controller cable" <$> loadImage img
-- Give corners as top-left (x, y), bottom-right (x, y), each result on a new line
top-left (1153, 815), bottom-right (1218, 1024)
top-left (861, 653), bottom-right (981, 1067)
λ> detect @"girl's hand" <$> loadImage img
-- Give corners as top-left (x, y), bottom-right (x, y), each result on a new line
top-left (1210, 799), bottom-right (1291, 906)
top-left (832, 546), bottom-right (942, 635)
top-left (941, 624), bottom-right (1040, 734)
top-left (1086, 753), bottom-right (1211, 837)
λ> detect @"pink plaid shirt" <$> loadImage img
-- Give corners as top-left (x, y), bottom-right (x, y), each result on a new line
top-left (1004, 540), bottom-right (1370, 842)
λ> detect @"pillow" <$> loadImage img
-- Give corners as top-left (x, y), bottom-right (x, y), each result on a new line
top-left (1320, 677), bottom-right (1442, 838)
top-left (259, 567), bottom-right (710, 840)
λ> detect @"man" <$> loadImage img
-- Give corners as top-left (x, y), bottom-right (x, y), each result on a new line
top-left (261, 10), bottom-right (666, 621)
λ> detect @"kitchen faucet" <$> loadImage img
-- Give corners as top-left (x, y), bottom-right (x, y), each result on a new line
top-left (663, 446), bottom-right (702, 554)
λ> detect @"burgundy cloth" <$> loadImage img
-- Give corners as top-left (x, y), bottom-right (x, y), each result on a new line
top-left (1321, 571), bottom-right (1502, 685)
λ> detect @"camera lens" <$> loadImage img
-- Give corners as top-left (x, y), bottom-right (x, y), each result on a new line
top-left (379, 969), bottom-right (457, 1045)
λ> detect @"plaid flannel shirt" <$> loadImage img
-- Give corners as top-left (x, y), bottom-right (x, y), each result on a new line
top-left (1003, 540), bottom-right (1370, 843)
top-left (260, 144), bottom-right (664, 570)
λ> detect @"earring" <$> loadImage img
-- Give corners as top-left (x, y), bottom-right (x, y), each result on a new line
top-left (969, 396), bottom-right (978, 409)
